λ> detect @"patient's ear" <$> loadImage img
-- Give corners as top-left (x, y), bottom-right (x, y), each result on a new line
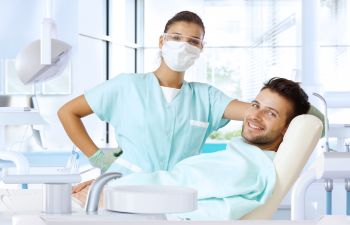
top-left (307, 105), bottom-right (326, 137)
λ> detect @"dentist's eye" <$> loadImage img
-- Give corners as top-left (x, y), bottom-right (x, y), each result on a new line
top-left (188, 39), bottom-right (201, 47)
top-left (171, 34), bottom-right (182, 41)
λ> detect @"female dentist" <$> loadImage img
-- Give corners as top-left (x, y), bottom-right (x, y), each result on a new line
top-left (58, 11), bottom-right (249, 186)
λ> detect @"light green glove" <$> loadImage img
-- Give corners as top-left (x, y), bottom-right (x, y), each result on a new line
top-left (88, 147), bottom-right (123, 173)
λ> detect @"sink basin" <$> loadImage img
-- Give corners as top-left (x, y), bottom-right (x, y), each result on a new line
top-left (104, 185), bottom-right (197, 214)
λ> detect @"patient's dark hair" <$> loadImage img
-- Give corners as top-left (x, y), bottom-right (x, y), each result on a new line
top-left (261, 77), bottom-right (310, 123)
top-left (164, 11), bottom-right (205, 36)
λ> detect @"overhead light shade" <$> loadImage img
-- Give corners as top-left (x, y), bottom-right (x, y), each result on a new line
top-left (15, 39), bottom-right (71, 85)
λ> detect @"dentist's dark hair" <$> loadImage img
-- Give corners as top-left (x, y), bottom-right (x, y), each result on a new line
top-left (164, 11), bottom-right (205, 36)
top-left (261, 77), bottom-right (310, 123)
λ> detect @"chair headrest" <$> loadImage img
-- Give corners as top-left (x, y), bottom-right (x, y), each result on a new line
top-left (242, 114), bottom-right (323, 219)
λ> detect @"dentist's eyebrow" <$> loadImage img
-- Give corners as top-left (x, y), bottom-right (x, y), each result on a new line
top-left (173, 32), bottom-right (201, 40)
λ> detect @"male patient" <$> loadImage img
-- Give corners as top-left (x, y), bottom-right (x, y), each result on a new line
top-left (73, 77), bottom-right (311, 220)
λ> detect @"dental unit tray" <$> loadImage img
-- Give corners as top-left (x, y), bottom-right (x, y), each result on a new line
top-left (104, 185), bottom-right (197, 214)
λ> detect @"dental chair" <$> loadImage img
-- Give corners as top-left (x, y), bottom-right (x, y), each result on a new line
top-left (242, 114), bottom-right (323, 219)
top-left (6, 115), bottom-right (324, 225)
top-left (84, 114), bottom-right (323, 220)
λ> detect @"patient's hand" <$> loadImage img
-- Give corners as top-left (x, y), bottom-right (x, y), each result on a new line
top-left (71, 180), bottom-right (103, 208)
top-left (72, 184), bottom-right (90, 207)
top-left (72, 179), bottom-right (94, 193)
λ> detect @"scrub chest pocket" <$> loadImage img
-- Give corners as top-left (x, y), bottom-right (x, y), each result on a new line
top-left (188, 120), bottom-right (209, 150)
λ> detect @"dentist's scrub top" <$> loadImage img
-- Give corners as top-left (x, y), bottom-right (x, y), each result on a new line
top-left (84, 72), bottom-right (232, 175)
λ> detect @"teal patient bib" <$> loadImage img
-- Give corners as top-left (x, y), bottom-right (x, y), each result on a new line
top-left (111, 137), bottom-right (276, 220)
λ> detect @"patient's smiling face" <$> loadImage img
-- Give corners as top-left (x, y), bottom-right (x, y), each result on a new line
top-left (242, 88), bottom-right (293, 151)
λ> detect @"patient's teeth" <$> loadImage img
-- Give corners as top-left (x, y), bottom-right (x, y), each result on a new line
top-left (249, 122), bottom-right (262, 130)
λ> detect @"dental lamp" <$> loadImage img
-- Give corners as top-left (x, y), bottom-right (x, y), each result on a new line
top-left (0, 0), bottom-right (73, 193)
top-left (13, 0), bottom-right (72, 148)
top-left (0, 0), bottom-right (70, 152)
top-left (15, 0), bottom-right (72, 85)
top-left (15, 38), bottom-right (71, 85)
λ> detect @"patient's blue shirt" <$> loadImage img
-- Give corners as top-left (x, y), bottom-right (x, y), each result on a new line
top-left (110, 137), bottom-right (276, 220)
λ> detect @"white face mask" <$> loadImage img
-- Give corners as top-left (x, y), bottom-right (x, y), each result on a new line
top-left (161, 41), bottom-right (201, 72)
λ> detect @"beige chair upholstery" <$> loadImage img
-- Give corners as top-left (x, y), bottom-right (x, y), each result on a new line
top-left (241, 114), bottom-right (323, 219)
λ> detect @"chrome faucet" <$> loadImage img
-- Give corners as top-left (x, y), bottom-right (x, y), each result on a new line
top-left (85, 172), bottom-right (122, 214)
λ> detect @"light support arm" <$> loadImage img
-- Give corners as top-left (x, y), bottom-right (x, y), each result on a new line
top-left (41, 0), bottom-right (57, 65)
top-left (41, 18), bottom-right (52, 65)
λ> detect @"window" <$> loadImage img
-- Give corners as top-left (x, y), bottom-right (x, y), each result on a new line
top-left (109, 0), bottom-right (137, 76)
top-left (319, 0), bottom-right (350, 91)
top-left (142, 0), bottom-right (350, 140)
